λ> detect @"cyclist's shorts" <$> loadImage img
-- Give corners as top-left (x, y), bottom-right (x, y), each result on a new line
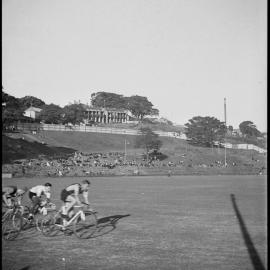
top-left (60, 189), bottom-right (74, 202)
top-left (29, 191), bottom-right (37, 200)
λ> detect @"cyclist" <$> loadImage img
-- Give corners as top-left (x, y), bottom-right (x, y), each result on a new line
top-left (2, 186), bottom-right (27, 208)
top-left (28, 183), bottom-right (52, 218)
top-left (60, 179), bottom-right (91, 226)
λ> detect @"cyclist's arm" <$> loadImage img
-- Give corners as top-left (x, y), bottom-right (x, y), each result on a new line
top-left (2, 194), bottom-right (10, 206)
top-left (73, 186), bottom-right (81, 204)
top-left (44, 191), bottom-right (51, 202)
top-left (82, 191), bottom-right (89, 205)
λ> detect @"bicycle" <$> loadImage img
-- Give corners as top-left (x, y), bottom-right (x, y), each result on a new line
top-left (41, 202), bottom-right (98, 239)
top-left (2, 199), bottom-right (24, 241)
top-left (21, 201), bottom-right (56, 232)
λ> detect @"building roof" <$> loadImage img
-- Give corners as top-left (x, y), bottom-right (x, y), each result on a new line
top-left (24, 106), bottom-right (42, 112)
top-left (86, 107), bottom-right (128, 113)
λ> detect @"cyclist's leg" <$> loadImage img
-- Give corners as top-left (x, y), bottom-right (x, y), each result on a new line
top-left (30, 196), bottom-right (41, 215)
top-left (28, 191), bottom-right (37, 214)
top-left (3, 195), bottom-right (12, 207)
top-left (62, 196), bottom-right (76, 226)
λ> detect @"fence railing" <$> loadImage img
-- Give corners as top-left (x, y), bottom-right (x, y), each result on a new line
top-left (12, 123), bottom-right (267, 153)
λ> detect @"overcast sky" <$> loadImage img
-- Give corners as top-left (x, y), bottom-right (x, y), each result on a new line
top-left (2, 0), bottom-right (267, 131)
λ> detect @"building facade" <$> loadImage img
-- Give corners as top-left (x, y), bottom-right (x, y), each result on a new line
top-left (24, 107), bottom-right (42, 119)
top-left (85, 107), bottom-right (132, 124)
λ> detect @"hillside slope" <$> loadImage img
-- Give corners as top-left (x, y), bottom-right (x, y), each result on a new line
top-left (3, 131), bottom-right (266, 168)
top-left (2, 134), bottom-right (76, 164)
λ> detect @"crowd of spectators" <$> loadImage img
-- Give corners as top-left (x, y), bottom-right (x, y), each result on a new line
top-left (2, 150), bottom-right (266, 177)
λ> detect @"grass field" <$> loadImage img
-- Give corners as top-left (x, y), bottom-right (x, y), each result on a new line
top-left (2, 175), bottom-right (267, 270)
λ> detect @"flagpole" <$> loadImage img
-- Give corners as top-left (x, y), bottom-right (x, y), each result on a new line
top-left (124, 139), bottom-right (127, 163)
top-left (224, 98), bottom-right (227, 166)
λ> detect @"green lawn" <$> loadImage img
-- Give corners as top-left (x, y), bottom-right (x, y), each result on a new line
top-left (2, 175), bottom-right (267, 270)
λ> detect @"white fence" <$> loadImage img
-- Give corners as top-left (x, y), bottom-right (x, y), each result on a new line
top-left (41, 124), bottom-right (185, 138)
top-left (220, 142), bottom-right (267, 153)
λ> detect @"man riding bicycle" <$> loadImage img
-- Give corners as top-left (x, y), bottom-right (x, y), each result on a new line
top-left (28, 183), bottom-right (52, 218)
top-left (60, 179), bottom-right (91, 226)
top-left (2, 186), bottom-right (27, 208)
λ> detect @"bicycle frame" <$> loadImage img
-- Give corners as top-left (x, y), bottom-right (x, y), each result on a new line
top-left (21, 202), bottom-right (56, 231)
top-left (54, 207), bottom-right (86, 228)
top-left (41, 204), bottom-right (98, 238)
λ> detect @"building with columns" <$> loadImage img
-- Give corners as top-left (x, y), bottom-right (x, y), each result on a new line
top-left (85, 107), bottom-right (132, 124)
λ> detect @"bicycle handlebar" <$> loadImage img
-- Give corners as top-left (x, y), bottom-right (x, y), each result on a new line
top-left (73, 202), bottom-right (89, 208)
top-left (81, 202), bottom-right (89, 206)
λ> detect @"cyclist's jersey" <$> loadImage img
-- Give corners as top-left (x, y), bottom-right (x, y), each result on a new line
top-left (64, 183), bottom-right (86, 196)
top-left (29, 185), bottom-right (51, 199)
top-left (2, 186), bottom-right (17, 197)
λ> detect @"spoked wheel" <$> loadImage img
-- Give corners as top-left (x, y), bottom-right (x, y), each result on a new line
top-left (41, 215), bottom-right (58, 237)
top-left (2, 213), bottom-right (23, 241)
top-left (73, 211), bottom-right (98, 239)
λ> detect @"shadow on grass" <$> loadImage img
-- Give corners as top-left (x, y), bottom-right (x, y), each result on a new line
top-left (2, 134), bottom-right (76, 164)
top-left (8, 223), bottom-right (42, 241)
top-left (6, 214), bottom-right (131, 240)
top-left (75, 214), bottom-right (131, 239)
top-left (18, 266), bottom-right (31, 270)
top-left (230, 194), bottom-right (265, 270)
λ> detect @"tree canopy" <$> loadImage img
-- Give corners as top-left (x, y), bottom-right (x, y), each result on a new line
top-left (127, 95), bottom-right (159, 120)
top-left (184, 116), bottom-right (226, 147)
top-left (239, 121), bottom-right (261, 138)
top-left (62, 103), bottom-right (86, 125)
top-left (38, 104), bottom-right (64, 124)
top-left (135, 127), bottom-right (163, 156)
top-left (2, 90), bottom-right (26, 127)
top-left (19, 96), bottom-right (45, 110)
top-left (91, 92), bottom-right (127, 109)
top-left (90, 92), bottom-right (159, 120)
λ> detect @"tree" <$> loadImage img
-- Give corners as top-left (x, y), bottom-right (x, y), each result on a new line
top-left (62, 103), bottom-right (86, 125)
top-left (239, 121), bottom-right (261, 138)
top-left (127, 95), bottom-right (159, 120)
top-left (91, 92), bottom-right (127, 109)
top-left (38, 104), bottom-right (64, 124)
top-left (184, 116), bottom-right (227, 147)
top-left (2, 90), bottom-right (26, 128)
top-left (135, 127), bottom-right (163, 160)
top-left (228, 125), bottom-right (233, 132)
top-left (18, 96), bottom-right (45, 110)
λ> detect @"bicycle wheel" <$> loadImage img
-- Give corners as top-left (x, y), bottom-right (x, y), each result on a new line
top-left (73, 211), bottom-right (98, 239)
top-left (41, 215), bottom-right (57, 237)
top-left (2, 212), bottom-right (23, 241)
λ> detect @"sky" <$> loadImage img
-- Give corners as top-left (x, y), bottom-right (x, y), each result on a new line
top-left (2, 0), bottom-right (267, 131)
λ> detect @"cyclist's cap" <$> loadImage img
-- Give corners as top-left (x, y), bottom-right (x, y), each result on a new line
top-left (82, 179), bottom-right (90, 185)
top-left (44, 183), bottom-right (52, 187)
